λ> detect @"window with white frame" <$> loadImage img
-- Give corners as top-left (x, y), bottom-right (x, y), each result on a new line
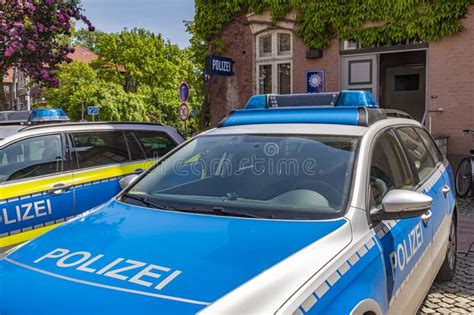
top-left (256, 31), bottom-right (292, 94)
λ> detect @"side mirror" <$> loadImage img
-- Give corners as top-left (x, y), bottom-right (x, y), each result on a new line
top-left (119, 174), bottom-right (139, 190)
top-left (371, 189), bottom-right (432, 222)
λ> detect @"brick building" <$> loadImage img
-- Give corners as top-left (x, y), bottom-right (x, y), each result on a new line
top-left (2, 45), bottom-right (97, 110)
top-left (207, 8), bottom-right (474, 164)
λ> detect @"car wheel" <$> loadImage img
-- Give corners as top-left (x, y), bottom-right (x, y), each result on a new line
top-left (436, 218), bottom-right (457, 282)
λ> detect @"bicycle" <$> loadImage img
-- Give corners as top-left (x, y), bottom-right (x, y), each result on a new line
top-left (455, 129), bottom-right (474, 197)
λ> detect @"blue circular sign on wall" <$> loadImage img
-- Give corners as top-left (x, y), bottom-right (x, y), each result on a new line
top-left (179, 82), bottom-right (190, 102)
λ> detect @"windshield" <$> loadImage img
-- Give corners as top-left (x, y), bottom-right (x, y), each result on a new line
top-left (124, 134), bottom-right (359, 220)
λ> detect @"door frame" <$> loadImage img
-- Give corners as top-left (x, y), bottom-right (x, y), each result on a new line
top-left (340, 46), bottom-right (428, 125)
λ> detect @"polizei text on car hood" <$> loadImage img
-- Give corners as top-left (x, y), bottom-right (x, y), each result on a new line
top-left (0, 200), bottom-right (350, 314)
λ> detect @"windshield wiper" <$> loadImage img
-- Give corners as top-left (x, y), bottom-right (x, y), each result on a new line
top-left (122, 194), bottom-right (270, 219)
top-left (121, 193), bottom-right (173, 210)
top-left (211, 207), bottom-right (271, 219)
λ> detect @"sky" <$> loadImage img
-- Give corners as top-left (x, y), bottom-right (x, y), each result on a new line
top-left (78, 0), bottom-right (195, 47)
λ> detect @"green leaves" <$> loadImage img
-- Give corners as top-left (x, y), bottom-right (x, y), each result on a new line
top-left (192, 0), bottom-right (471, 49)
top-left (43, 61), bottom-right (147, 122)
top-left (44, 28), bottom-right (202, 135)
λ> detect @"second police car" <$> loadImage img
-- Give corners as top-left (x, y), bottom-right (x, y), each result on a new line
top-left (0, 92), bottom-right (457, 314)
top-left (0, 114), bottom-right (184, 250)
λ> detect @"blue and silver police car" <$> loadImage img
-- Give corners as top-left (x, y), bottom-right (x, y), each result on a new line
top-left (0, 92), bottom-right (457, 315)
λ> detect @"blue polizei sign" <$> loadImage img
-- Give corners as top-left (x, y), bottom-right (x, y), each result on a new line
top-left (208, 55), bottom-right (234, 76)
top-left (87, 106), bottom-right (100, 116)
top-left (307, 70), bottom-right (325, 93)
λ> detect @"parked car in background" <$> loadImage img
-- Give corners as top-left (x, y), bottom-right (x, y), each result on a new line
top-left (0, 110), bottom-right (31, 125)
top-left (0, 108), bottom-right (70, 125)
top-left (0, 92), bottom-right (456, 314)
top-left (0, 122), bottom-right (184, 250)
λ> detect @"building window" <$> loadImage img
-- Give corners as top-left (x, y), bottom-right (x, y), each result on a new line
top-left (258, 64), bottom-right (272, 94)
top-left (278, 63), bottom-right (291, 94)
top-left (259, 34), bottom-right (272, 58)
top-left (342, 40), bottom-right (361, 51)
top-left (256, 31), bottom-right (292, 94)
top-left (278, 33), bottom-right (291, 56)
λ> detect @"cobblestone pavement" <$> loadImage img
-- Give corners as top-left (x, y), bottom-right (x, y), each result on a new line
top-left (419, 254), bottom-right (474, 314)
top-left (459, 197), bottom-right (474, 217)
top-left (418, 197), bottom-right (474, 314)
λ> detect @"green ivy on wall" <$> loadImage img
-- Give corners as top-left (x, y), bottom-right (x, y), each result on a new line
top-left (192, 0), bottom-right (472, 49)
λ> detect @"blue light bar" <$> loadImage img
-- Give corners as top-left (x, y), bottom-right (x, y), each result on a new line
top-left (219, 106), bottom-right (385, 128)
top-left (245, 95), bottom-right (267, 110)
top-left (243, 90), bottom-right (378, 109)
top-left (28, 108), bottom-right (70, 123)
top-left (336, 90), bottom-right (378, 107)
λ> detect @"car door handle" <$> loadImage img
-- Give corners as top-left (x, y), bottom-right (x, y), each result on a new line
top-left (47, 183), bottom-right (71, 195)
top-left (442, 185), bottom-right (450, 197)
top-left (133, 168), bottom-right (144, 175)
top-left (421, 209), bottom-right (432, 225)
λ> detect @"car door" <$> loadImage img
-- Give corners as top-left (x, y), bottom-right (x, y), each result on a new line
top-left (369, 130), bottom-right (432, 311)
top-left (69, 129), bottom-right (179, 213)
top-left (413, 127), bottom-right (452, 231)
top-left (0, 133), bottom-right (74, 249)
top-left (398, 127), bottom-right (453, 279)
top-left (69, 130), bottom-right (138, 213)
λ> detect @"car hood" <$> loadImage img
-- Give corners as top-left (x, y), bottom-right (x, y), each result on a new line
top-left (0, 200), bottom-right (349, 314)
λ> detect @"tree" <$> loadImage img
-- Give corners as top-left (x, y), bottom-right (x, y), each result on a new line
top-left (44, 61), bottom-right (149, 121)
top-left (92, 28), bottom-right (202, 133)
top-left (0, 0), bottom-right (93, 110)
top-left (45, 28), bottom-right (203, 135)
top-left (186, 20), bottom-right (210, 130)
top-left (93, 28), bottom-right (180, 92)
top-left (72, 27), bottom-right (105, 52)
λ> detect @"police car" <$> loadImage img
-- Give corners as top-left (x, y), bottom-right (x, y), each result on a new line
top-left (0, 92), bottom-right (456, 315)
top-left (0, 110), bottom-right (31, 124)
top-left (0, 115), bottom-right (183, 250)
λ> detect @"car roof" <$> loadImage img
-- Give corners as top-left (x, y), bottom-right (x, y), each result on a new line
top-left (203, 116), bottom-right (422, 138)
top-left (0, 125), bottom-right (25, 140)
top-left (204, 123), bottom-right (368, 137)
top-left (0, 122), bottom-right (183, 146)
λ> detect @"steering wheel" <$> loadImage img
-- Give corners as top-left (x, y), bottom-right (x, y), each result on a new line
top-left (292, 179), bottom-right (342, 205)
top-left (370, 166), bottom-right (394, 189)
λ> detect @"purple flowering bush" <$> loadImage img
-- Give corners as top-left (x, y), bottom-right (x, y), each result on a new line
top-left (0, 0), bottom-right (93, 109)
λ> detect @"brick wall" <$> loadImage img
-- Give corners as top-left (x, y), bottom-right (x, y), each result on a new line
top-left (210, 9), bottom-right (474, 163)
top-left (209, 19), bottom-right (254, 126)
top-left (209, 17), bottom-right (341, 126)
top-left (292, 37), bottom-right (340, 93)
top-left (428, 6), bottom-right (474, 163)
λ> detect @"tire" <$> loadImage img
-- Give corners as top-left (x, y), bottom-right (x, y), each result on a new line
top-left (455, 157), bottom-right (472, 197)
top-left (436, 218), bottom-right (457, 282)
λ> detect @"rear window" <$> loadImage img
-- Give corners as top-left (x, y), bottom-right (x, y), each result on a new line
top-left (132, 131), bottom-right (176, 159)
top-left (396, 127), bottom-right (436, 182)
top-left (415, 128), bottom-right (443, 164)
